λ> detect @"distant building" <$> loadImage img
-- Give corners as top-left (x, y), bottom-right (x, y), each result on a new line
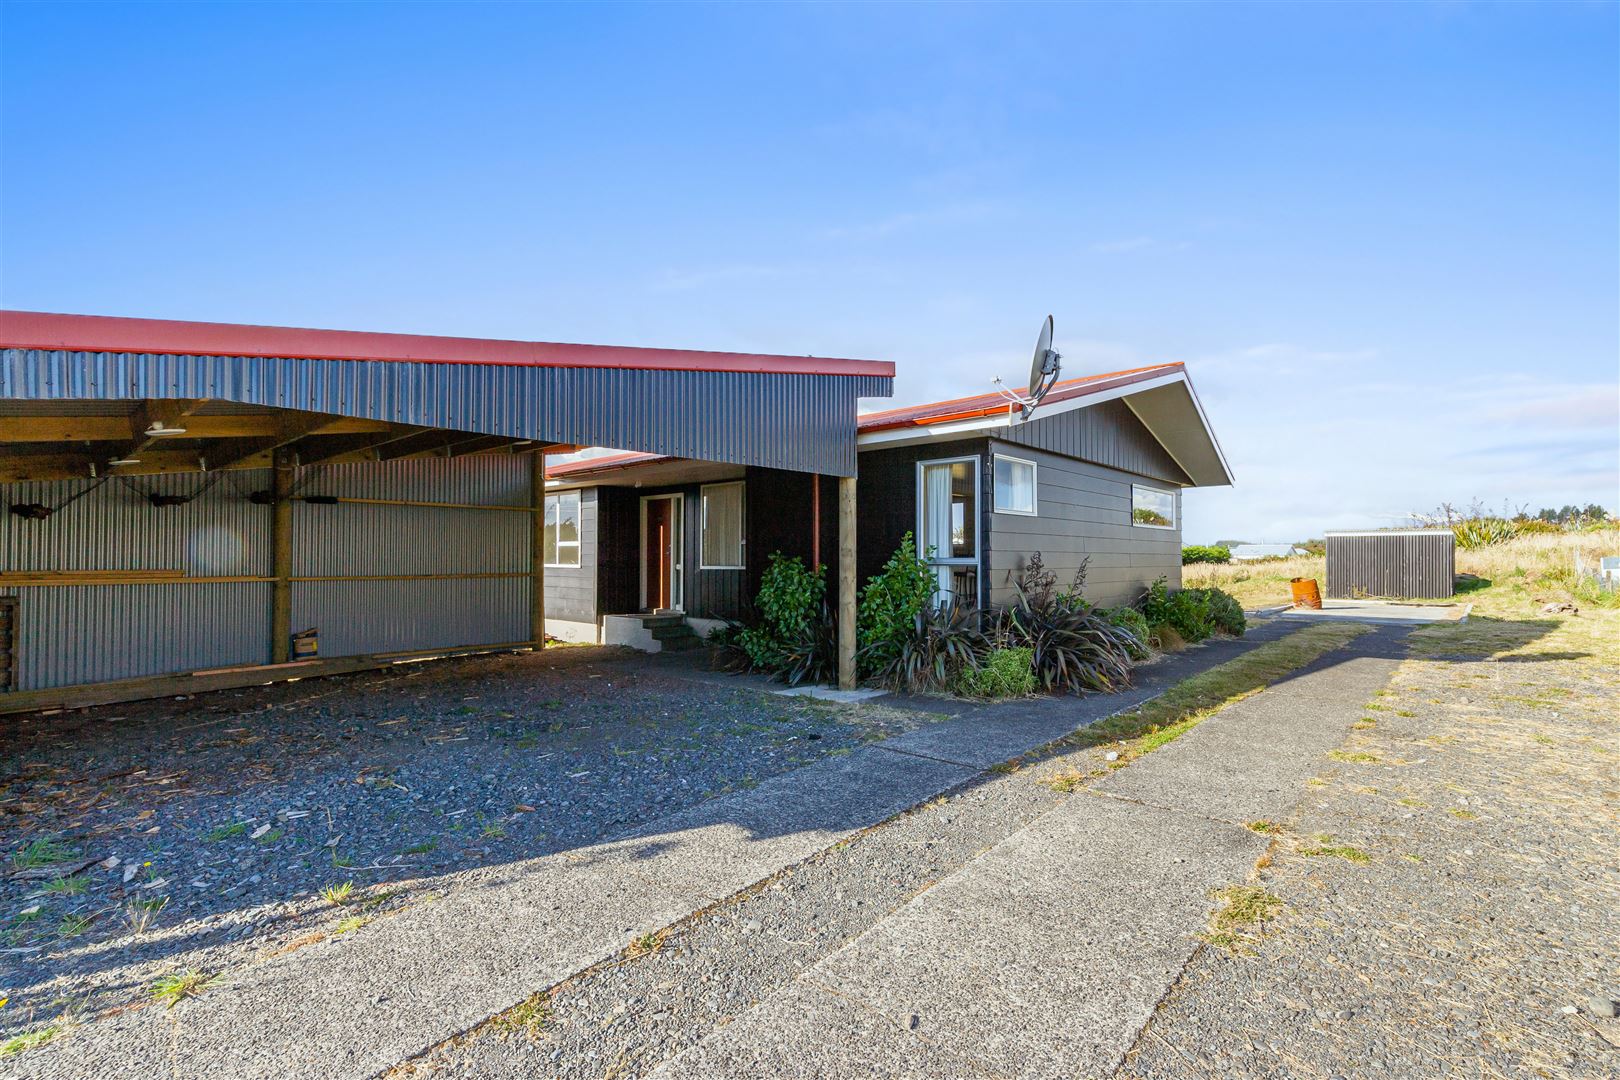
top-left (1229, 543), bottom-right (1307, 561)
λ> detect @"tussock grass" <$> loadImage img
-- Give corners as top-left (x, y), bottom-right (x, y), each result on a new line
top-left (10, 838), bottom-right (75, 871)
top-left (0, 1025), bottom-right (63, 1058)
top-left (150, 970), bottom-right (216, 1008)
top-left (1199, 885), bottom-right (1283, 954)
top-left (319, 881), bottom-right (355, 905)
top-left (1039, 622), bottom-right (1372, 791)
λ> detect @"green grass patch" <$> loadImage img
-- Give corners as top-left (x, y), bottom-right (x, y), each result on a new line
top-left (1328, 749), bottom-right (1382, 764)
top-left (1199, 885), bottom-right (1283, 954)
top-left (332, 915), bottom-right (371, 935)
top-left (0, 1025), bottom-right (63, 1058)
top-left (204, 822), bottom-right (248, 842)
top-left (1299, 837), bottom-right (1372, 863)
top-left (318, 881), bottom-right (355, 905)
top-left (150, 969), bottom-right (216, 1008)
top-left (10, 838), bottom-right (76, 872)
top-left (1037, 622), bottom-right (1373, 790)
top-left (42, 874), bottom-right (87, 896)
top-left (490, 993), bottom-right (553, 1037)
top-left (1245, 820), bottom-right (1284, 835)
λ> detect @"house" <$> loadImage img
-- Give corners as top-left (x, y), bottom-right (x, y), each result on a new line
top-left (1229, 543), bottom-right (1308, 561)
top-left (0, 310), bottom-right (891, 705)
top-left (541, 362), bottom-right (1232, 646)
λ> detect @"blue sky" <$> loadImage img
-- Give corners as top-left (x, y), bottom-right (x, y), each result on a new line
top-left (3, 1), bottom-right (1615, 543)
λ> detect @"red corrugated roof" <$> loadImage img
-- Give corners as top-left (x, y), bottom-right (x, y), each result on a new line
top-left (0, 310), bottom-right (895, 378)
top-left (856, 363), bottom-right (1184, 432)
top-left (547, 451), bottom-right (670, 478)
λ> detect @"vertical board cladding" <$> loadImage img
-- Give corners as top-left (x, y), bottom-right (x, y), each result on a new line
top-left (587, 481), bottom-right (746, 622)
top-left (851, 438), bottom-right (990, 588)
top-left (744, 468), bottom-right (836, 604)
top-left (984, 439), bottom-right (1181, 609)
top-left (0, 454), bottom-right (541, 691)
top-left (996, 398), bottom-right (1192, 487)
top-left (3, 349), bottom-right (890, 477)
top-left (1325, 531), bottom-right (1455, 599)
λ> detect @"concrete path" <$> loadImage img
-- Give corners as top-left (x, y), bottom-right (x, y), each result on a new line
top-left (650, 627), bottom-right (1409, 1079)
top-left (15, 624), bottom-right (1298, 1080)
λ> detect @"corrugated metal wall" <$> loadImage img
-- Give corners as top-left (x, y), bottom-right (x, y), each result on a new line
top-left (1, 349), bottom-right (889, 476)
top-left (0, 455), bottom-right (534, 690)
top-left (1325, 530), bottom-right (1456, 599)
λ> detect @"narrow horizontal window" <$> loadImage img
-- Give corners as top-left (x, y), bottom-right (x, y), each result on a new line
top-left (1131, 485), bottom-right (1176, 530)
top-left (545, 491), bottom-right (582, 567)
top-left (700, 482), bottom-right (745, 569)
top-left (992, 455), bottom-right (1037, 515)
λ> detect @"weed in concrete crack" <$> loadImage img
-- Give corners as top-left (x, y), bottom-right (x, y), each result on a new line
top-left (490, 993), bottom-right (553, 1037)
top-left (1298, 836), bottom-right (1372, 863)
top-left (1199, 885), bottom-right (1282, 955)
top-left (1245, 820), bottom-right (1283, 834)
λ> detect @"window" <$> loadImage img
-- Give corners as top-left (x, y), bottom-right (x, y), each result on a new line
top-left (545, 491), bottom-right (582, 567)
top-left (917, 457), bottom-right (980, 607)
top-left (1131, 485), bottom-right (1176, 529)
top-left (992, 454), bottom-right (1037, 515)
top-left (701, 482), bottom-right (745, 569)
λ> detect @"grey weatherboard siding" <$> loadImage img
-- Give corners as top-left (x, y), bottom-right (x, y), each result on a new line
top-left (984, 439), bottom-right (1181, 608)
top-left (1, 348), bottom-right (891, 476)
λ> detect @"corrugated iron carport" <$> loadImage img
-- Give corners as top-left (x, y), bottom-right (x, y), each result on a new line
top-left (0, 311), bottom-right (892, 710)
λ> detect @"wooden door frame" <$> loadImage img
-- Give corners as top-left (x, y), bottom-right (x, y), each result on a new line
top-left (638, 493), bottom-right (685, 612)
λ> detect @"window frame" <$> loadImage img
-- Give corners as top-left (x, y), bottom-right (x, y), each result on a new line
top-left (991, 453), bottom-right (1039, 517)
top-left (1130, 484), bottom-right (1177, 531)
top-left (914, 455), bottom-right (981, 565)
top-left (544, 490), bottom-right (583, 568)
top-left (699, 481), bottom-right (747, 570)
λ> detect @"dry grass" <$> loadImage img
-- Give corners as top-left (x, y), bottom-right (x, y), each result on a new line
top-left (1183, 529), bottom-right (1619, 615)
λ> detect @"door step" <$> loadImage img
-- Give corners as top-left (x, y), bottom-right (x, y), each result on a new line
top-left (600, 614), bottom-right (704, 653)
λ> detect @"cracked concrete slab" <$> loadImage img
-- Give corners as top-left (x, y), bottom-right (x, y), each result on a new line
top-left (1093, 630), bottom-right (1405, 824)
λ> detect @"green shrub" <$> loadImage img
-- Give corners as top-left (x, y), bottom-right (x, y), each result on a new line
top-left (1140, 577), bottom-right (1214, 643)
top-left (954, 646), bottom-right (1036, 698)
top-left (986, 585), bottom-right (1137, 694)
top-left (1192, 588), bottom-right (1247, 635)
top-left (1452, 517), bottom-right (1518, 550)
top-left (866, 602), bottom-right (987, 692)
top-left (1102, 606), bottom-right (1152, 660)
top-left (857, 533), bottom-right (935, 678)
top-left (1181, 544), bottom-right (1231, 565)
top-left (735, 553), bottom-right (835, 685)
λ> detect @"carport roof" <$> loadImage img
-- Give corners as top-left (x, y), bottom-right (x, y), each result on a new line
top-left (0, 310), bottom-right (893, 378)
top-left (0, 311), bottom-right (894, 478)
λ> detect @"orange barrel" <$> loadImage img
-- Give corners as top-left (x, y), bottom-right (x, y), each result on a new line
top-left (1290, 578), bottom-right (1322, 610)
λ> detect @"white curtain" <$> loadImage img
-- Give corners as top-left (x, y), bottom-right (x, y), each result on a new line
top-left (923, 464), bottom-right (955, 601)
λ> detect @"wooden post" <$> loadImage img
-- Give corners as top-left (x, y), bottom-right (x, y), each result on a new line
top-left (270, 447), bottom-right (294, 664)
top-left (810, 473), bottom-right (821, 570)
top-left (837, 475), bottom-right (857, 690)
top-left (531, 449), bottom-right (547, 650)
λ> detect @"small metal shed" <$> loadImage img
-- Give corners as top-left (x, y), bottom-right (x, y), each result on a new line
top-left (1325, 529), bottom-right (1455, 599)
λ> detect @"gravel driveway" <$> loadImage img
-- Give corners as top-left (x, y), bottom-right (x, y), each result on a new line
top-left (0, 645), bottom-right (921, 1031)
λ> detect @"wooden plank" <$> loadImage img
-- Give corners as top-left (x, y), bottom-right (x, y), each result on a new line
top-left (271, 448), bottom-right (293, 664)
top-left (837, 475), bottom-right (857, 689)
top-left (0, 413), bottom-right (395, 443)
top-left (531, 450), bottom-right (547, 647)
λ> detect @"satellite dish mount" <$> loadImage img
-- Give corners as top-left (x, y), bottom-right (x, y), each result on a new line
top-left (993, 314), bottom-right (1063, 421)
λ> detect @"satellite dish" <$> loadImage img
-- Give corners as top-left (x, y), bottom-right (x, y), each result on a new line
top-left (1027, 315), bottom-right (1061, 403)
top-left (993, 315), bottom-right (1064, 421)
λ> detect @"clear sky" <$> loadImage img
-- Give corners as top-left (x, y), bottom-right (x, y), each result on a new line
top-left (3, 1), bottom-right (1615, 543)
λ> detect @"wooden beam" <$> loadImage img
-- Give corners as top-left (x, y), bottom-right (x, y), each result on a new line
top-left (271, 447), bottom-right (294, 664)
top-left (0, 413), bottom-right (393, 443)
top-left (202, 412), bottom-right (348, 472)
top-left (292, 425), bottom-right (429, 466)
top-left (838, 475), bottom-right (857, 690)
top-left (124, 399), bottom-right (207, 459)
top-left (531, 450), bottom-right (547, 648)
top-left (810, 473), bottom-right (821, 571)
